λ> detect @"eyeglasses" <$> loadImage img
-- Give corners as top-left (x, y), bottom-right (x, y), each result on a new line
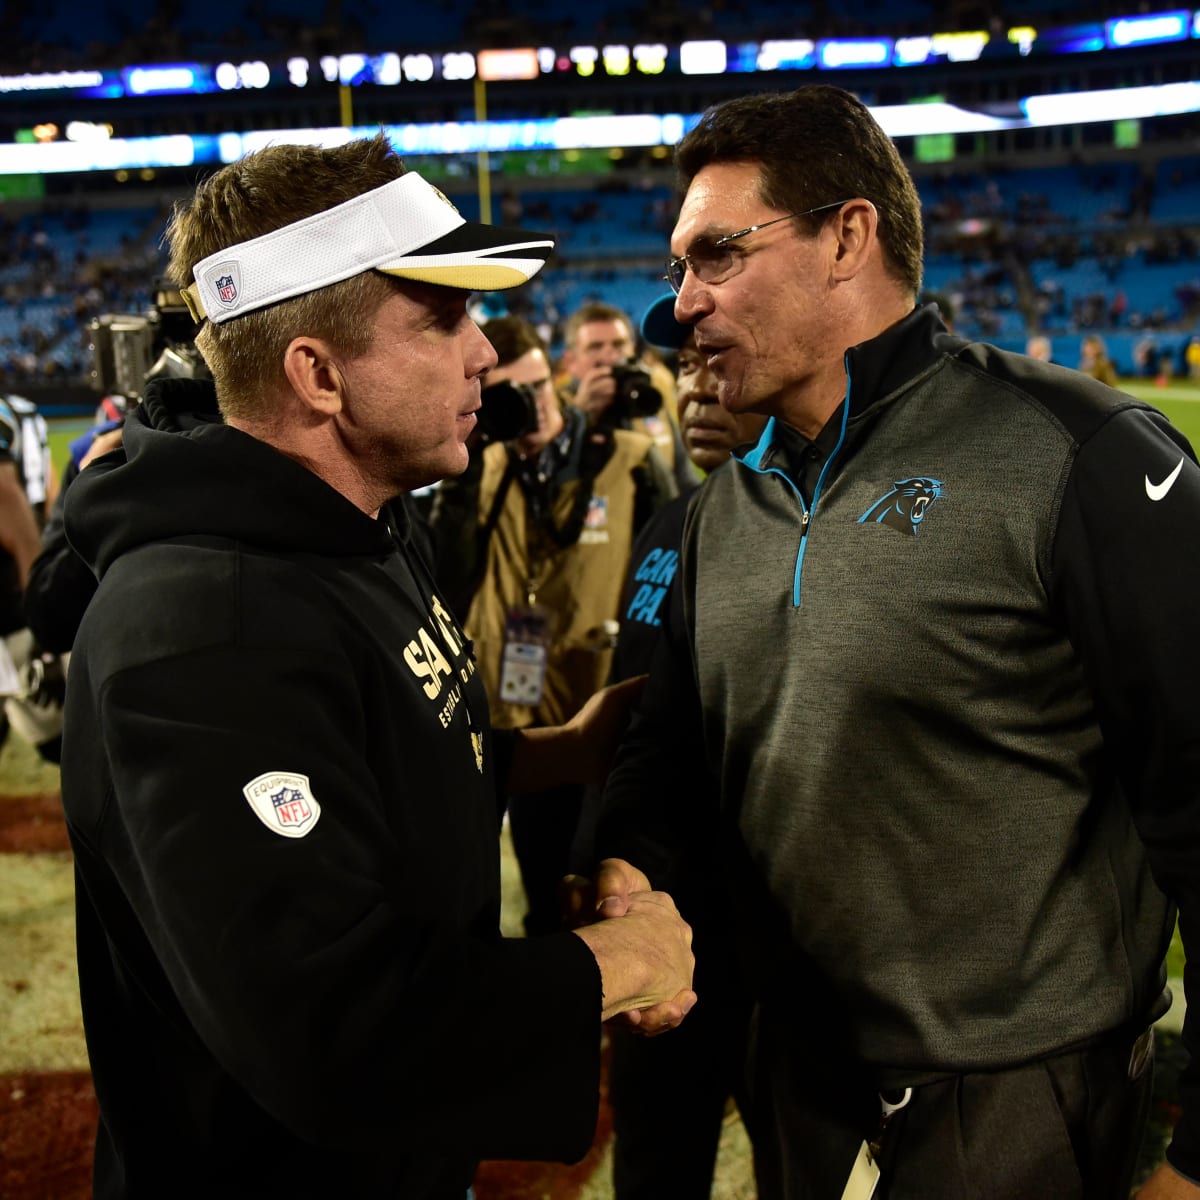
top-left (664, 199), bottom-right (853, 295)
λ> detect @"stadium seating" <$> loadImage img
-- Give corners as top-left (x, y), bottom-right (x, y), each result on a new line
top-left (1, 153), bottom-right (1197, 391)
top-left (2, 0), bottom-right (1197, 392)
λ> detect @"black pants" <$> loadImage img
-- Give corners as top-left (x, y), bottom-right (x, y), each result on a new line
top-left (609, 937), bottom-right (753, 1200)
top-left (748, 1004), bottom-right (1156, 1200)
top-left (507, 782), bottom-right (585, 937)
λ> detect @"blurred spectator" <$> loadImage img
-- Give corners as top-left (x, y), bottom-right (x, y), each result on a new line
top-left (1134, 334), bottom-right (1169, 383)
top-left (1079, 334), bottom-right (1118, 386)
top-left (1186, 334), bottom-right (1200, 381)
top-left (0, 397), bottom-right (61, 759)
top-left (0, 393), bottom-right (56, 524)
top-left (1025, 334), bottom-right (1055, 363)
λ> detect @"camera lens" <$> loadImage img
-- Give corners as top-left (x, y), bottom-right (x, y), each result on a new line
top-left (478, 380), bottom-right (540, 443)
top-left (610, 363), bottom-right (662, 420)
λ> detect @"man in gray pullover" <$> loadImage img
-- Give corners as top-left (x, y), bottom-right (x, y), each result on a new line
top-left (594, 84), bottom-right (1200, 1200)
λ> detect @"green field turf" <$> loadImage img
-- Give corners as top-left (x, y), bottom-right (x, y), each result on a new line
top-left (47, 418), bottom-right (93, 478)
top-left (44, 378), bottom-right (1200, 477)
top-left (1124, 378), bottom-right (1200, 447)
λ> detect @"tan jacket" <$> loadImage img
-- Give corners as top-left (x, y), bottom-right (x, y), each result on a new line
top-left (466, 424), bottom-right (659, 729)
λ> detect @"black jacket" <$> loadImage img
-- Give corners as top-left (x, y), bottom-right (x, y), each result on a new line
top-left (61, 377), bottom-right (602, 1199)
top-left (600, 305), bottom-right (1200, 1174)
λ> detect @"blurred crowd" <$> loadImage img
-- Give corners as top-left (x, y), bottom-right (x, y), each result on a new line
top-left (3, 158), bottom-right (1199, 398)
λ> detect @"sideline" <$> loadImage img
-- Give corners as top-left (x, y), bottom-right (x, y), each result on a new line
top-left (1124, 381), bottom-right (1200, 404)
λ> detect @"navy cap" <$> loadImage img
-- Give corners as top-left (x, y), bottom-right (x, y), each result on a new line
top-left (640, 293), bottom-right (692, 350)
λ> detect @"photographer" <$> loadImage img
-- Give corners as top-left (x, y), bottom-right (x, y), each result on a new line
top-left (560, 301), bottom-right (700, 493)
top-left (430, 315), bottom-right (677, 937)
top-left (24, 282), bottom-right (210, 656)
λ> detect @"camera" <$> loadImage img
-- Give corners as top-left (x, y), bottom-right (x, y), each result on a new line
top-left (90, 279), bottom-right (207, 402)
top-left (477, 379), bottom-right (540, 444)
top-left (605, 362), bottom-right (663, 424)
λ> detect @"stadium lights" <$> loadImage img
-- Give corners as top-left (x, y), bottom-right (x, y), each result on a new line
top-left (757, 41), bottom-right (817, 71)
top-left (0, 133), bottom-right (196, 173)
top-left (1, 77), bottom-right (1199, 174)
top-left (441, 52), bottom-right (476, 81)
top-left (568, 46), bottom-right (599, 77)
top-left (0, 8), bottom-right (1195, 98)
top-left (871, 102), bottom-right (1020, 136)
top-left (632, 44), bottom-right (668, 74)
top-left (1008, 27), bottom-right (1037, 55)
top-left (124, 65), bottom-right (201, 95)
top-left (402, 55), bottom-right (436, 83)
top-left (478, 49), bottom-right (539, 82)
top-left (1021, 79), bottom-right (1200, 123)
top-left (602, 45), bottom-right (632, 76)
top-left (65, 121), bottom-right (114, 142)
top-left (679, 41), bottom-right (727, 74)
top-left (1106, 10), bottom-right (1190, 46)
top-left (215, 61), bottom-right (271, 90)
top-left (930, 32), bottom-right (990, 62)
top-left (818, 39), bottom-right (893, 69)
top-left (0, 70), bottom-right (106, 94)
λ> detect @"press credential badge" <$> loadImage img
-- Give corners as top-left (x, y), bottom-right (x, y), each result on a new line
top-left (499, 603), bottom-right (552, 706)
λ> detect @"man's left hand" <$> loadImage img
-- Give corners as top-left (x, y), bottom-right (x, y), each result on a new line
top-left (505, 675), bottom-right (645, 793)
top-left (562, 674), bottom-right (647, 783)
top-left (566, 858), bottom-right (694, 1035)
top-left (1137, 1164), bottom-right (1200, 1198)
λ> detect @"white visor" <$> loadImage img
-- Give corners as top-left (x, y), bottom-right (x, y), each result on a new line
top-left (182, 172), bottom-right (554, 324)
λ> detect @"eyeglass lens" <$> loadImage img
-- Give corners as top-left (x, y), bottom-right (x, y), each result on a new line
top-left (666, 200), bottom-right (851, 294)
top-left (667, 239), bottom-right (733, 293)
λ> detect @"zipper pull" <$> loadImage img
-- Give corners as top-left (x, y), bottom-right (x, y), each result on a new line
top-left (800, 509), bottom-right (811, 531)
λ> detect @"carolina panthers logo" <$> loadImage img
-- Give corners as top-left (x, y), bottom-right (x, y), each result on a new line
top-left (857, 476), bottom-right (944, 536)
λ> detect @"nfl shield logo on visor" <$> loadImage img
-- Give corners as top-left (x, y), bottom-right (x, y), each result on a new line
top-left (208, 263), bottom-right (241, 309)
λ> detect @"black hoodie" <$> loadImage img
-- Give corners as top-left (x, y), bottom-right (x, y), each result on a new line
top-left (61, 377), bottom-right (602, 1199)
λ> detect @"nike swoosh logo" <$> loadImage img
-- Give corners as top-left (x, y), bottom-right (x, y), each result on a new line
top-left (1146, 456), bottom-right (1185, 501)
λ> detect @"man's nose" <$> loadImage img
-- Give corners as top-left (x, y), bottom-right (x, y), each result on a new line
top-left (468, 322), bottom-right (498, 375)
top-left (691, 370), bottom-right (720, 404)
top-left (674, 271), bottom-right (711, 324)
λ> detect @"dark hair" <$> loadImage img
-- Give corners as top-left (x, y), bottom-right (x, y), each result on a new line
top-left (676, 85), bottom-right (924, 299)
top-left (481, 315), bottom-right (547, 368)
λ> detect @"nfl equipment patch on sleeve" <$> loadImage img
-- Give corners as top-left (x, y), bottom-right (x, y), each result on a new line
top-left (242, 771), bottom-right (322, 838)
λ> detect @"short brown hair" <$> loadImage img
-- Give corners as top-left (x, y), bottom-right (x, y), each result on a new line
top-left (164, 133), bottom-right (408, 419)
top-left (563, 301), bottom-right (634, 353)
top-left (482, 315), bottom-right (547, 368)
top-left (676, 85), bottom-right (924, 299)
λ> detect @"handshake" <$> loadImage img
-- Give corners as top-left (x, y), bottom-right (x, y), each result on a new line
top-left (567, 858), bottom-right (697, 1037)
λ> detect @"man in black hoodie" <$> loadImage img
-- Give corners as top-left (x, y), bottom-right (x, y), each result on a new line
top-left (59, 132), bottom-right (695, 1200)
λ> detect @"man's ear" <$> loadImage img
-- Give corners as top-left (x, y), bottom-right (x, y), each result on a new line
top-left (828, 198), bottom-right (879, 283)
top-left (282, 336), bottom-right (344, 417)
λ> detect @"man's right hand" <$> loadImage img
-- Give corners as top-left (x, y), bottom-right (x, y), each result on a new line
top-left (570, 867), bottom-right (695, 1033)
top-left (572, 365), bottom-right (618, 420)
